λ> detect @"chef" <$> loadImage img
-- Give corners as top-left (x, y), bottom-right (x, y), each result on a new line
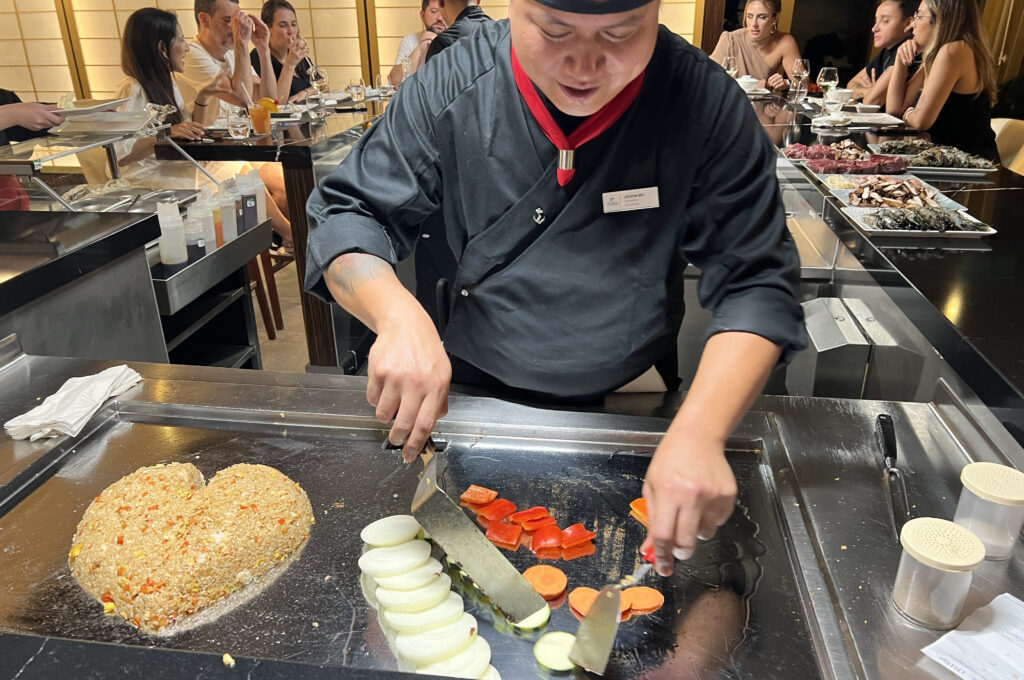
top-left (306, 0), bottom-right (806, 576)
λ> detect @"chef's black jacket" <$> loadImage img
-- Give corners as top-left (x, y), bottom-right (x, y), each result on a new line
top-left (425, 5), bottom-right (492, 62)
top-left (306, 20), bottom-right (807, 398)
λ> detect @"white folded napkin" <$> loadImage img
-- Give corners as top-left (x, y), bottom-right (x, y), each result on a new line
top-left (811, 113), bottom-right (852, 127)
top-left (4, 365), bottom-right (142, 441)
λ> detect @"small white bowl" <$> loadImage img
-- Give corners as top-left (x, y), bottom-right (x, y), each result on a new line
top-left (736, 76), bottom-right (758, 93)
top-left (855, 102), bottom-right (881, 113)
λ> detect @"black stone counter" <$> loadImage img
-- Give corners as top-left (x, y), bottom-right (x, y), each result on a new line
top-left (0, 211), bottom-right (159, 319)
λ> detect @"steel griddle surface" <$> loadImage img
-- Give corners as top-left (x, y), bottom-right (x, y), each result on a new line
top-left (0, 409), bottom-right (822, 679)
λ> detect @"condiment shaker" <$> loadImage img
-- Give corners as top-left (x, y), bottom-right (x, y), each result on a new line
top-left (892, 517), bottom-right (984, 629)
top-left (953, 462), bottom-right (1024, 560)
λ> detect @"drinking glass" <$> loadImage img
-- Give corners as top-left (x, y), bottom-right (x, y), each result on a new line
top-left (817, 67), bottom-right (839, 96)
top-left (375, 73), bottom-right (395, 98)
top-left (724, 55), bottom-right (738, 79)
top-left (790, 59), bottom-right (810, 103)
top-left (227, 107), bottom-right (250, 139)
top-left (348, 77), bottom-right (366, 103)
top-left (401, 57), bottom-right (411, 81)
top-left (308, 64), bottom-right (329, 94)
top-left (248, 104), bottom-right (271, 135)
top-left (306, 91), bottom-right (325, 119)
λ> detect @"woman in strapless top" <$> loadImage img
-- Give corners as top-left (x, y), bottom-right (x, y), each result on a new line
top-left (885, 0), bottom-right (999, 162)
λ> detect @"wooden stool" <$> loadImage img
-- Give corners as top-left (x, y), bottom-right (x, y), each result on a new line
top-left (247, 253), bottom-right (284, 341)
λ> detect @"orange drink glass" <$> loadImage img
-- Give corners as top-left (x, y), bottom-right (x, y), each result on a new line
top-left (248, 105), bottom-right (271, 135)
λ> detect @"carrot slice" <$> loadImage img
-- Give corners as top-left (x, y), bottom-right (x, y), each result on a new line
top-left (523, 565), bottom-right (568, 600)
top-left (460, 485), bottom-right (498, 504)
top-left (623, 586), bottom-right (664, 614)
top-left (567, 587), bottom-right (599, 617)
top-left (629, 498), bottom-right (648, 521)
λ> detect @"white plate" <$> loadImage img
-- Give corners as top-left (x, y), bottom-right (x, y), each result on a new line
top-left (745, 87), bottom-right (771, 96)
top-left (841, 206), bottom-right (996, 238)
top-left (55, 98), bottom-right (130, 116)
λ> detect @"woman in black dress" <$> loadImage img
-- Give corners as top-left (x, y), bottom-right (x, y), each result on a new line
top-left (250, 0), bottom-right (313, 103)
top-left (885, 0), bottom-right (999, 161)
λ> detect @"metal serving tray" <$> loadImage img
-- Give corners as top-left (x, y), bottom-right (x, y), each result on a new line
top-left (841, 207), bottom-right (997, 239)
top-left (828, 175), bottom-right (967, 211)
top-left (149, 220), bottom-right (271, 315)
top-left (0, 400), bottom-right (827, 680)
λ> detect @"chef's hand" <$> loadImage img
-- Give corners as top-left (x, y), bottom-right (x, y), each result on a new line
top-left (369, 309), bottom-right (451, 461)
top-left (641, 429), bottom-right (736, 577)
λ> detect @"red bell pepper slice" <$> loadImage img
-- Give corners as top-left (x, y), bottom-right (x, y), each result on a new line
top-left (491, 540), bottom-right (520, 551)
top-left (508, 506), bottom-right (549, 524)
top-left (531, 524), bottom-right (563, 550)
top-left (562, 523), bottom-right (596, 548)
top-left (460, 484), bottom-right (498, 505)
top-left (477, 498), bottom-right (516, 521)
top-left (562, 540), bottom-right (596, 561)
top-left (522, 515), bottom-right (558, 531)
top-left (533, 547), bottom-right (562, 560)
top-left (485, 520), bottom-right (522, 546)
top-left (462, 501), bottom-right (489, 514)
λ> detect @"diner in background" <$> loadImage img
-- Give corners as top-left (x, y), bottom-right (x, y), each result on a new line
top-left (709, 0), bottom-right (802, 91)
top-left (388, 0), bottom-right (447, 87)
top-left (250, 0), bottom-right (313, 103)
top-left (425, 0), bottom-right (491, 62)
top-left (176, 0), bottom-right (278, 119)
top-left (847, 0), bottom-right (917, 105)
top-left (307, 0), bottom-right (806, 576)
top-left (885, 0), bottom-right (999, 161)
top-left (114, 7), bottom-right (294, 238)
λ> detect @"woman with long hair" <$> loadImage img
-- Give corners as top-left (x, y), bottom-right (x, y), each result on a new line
top-left (251, 0), bottom-right (313, 102)
top-left (710, 0), bottom-right (803, 91)
top-left (114, 7), bottom-right (234, 188)
top-left (885, 0), bottom-right (999, 161)
top-left (847, 0), bottom-right (917, 105)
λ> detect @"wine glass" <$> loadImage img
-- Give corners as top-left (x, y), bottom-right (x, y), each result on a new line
top-left (308, 64), bottom-right (329, 95)
top-left (347, 77), bottom-right (366, 103)
top-left (790, 59), bottom-right (810, 103)
top-left (724, 55), bottom-right (738, 79)
top-left (817, 66), bottom-right (840, 113)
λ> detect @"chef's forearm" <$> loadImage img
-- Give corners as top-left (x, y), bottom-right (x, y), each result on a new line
top-left (324, 253), bottom-right (423, 334)
top-left (666, 332), bottom-right (781, 445)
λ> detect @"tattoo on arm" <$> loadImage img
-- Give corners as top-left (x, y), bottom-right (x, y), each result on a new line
top-left (329, 254), bottom-right (392, 297)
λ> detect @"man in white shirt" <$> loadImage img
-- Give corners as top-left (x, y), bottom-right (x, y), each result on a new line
top-left (177, 0), bottom-right (278, 119)
top-left (387, 0), bottom-right (446, 87)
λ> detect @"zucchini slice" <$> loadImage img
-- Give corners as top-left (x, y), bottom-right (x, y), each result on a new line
top-left (533, 631), bottom-right (577, 673)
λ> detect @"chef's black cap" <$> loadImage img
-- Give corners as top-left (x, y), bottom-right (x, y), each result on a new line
top-left (532, 0), bottom-right (657, 14)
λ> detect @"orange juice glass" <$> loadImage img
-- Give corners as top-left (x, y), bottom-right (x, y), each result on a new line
top-left (248, 105), bottom-right (271, 135)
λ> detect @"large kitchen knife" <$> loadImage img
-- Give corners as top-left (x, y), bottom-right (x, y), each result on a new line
top-left (408, 438), bottom-right (548, 624)
top-left (569, 546), bottom-right (656, 675)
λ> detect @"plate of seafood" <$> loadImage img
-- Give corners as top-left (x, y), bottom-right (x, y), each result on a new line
top-left (829, 175), bottom-right (966, 211)
top-left (841, 206), bottom-right (996, 238)
top-left (867, 141), bottom-right (998, 177)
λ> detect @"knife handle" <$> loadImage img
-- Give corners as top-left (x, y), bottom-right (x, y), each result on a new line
top-left (876, 414), bottom-right (897, 468)
top-left (641, 544), bottom-right (656, 564)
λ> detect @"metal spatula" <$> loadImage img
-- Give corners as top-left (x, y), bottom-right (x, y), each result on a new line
top-left (405, 437), bottom-right (548, 624)
top-left (569, 545), bottom-right (657, 675)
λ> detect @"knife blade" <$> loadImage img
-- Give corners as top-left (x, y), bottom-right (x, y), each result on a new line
top-left (408, 439), bottom-right (548, 624)
top-left (569, 546), bottom-right (656, 675)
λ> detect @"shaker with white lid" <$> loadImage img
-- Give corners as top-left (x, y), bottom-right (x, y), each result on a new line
top-left (953, 462), bottom-right (1024, 559)
top-left (892, 517), bottom-right (985, 629)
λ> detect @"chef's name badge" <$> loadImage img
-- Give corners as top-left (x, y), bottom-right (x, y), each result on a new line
top-left (602, 187), bottom-right (660, 214)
